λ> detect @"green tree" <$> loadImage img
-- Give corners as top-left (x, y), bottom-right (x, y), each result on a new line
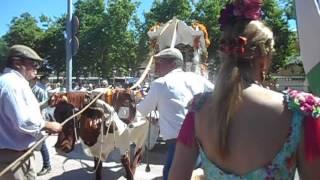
top-left (0, 38), bottom-right (9, 71)
top-left (192, 0), bottom-right (229, 72)
top-left (3, 13), bottom-right (44, 48)
top-left (263, 0), bottom-right (298, 73)
top-left (145, 0), bottom-right (192, 26)
top-left (104, 0), bottom-right (140, 77)
top-left (38, 17), bottom-right (66, 78)
top-left (73, 0), bottom-right (106, 78)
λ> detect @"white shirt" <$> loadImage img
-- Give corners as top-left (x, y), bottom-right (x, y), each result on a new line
top-left (137, 69), bottom-right (214, 140)
top-left (0, 68), bottom-right (44, 150)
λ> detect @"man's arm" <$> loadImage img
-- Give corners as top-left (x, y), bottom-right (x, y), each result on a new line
top-left (136, 81), bottom-right (161, 116)
top-left (2, 88), bottom-right (61, 136)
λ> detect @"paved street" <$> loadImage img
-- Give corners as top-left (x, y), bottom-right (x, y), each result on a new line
top-left (34, 135), bottom-right (166, 180)
top-left (33, 135), bottom-right (300, 180)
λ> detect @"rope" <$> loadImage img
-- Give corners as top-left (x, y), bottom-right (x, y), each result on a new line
top-left (77, 108), bottom-right (117, 174)
top-left (129, 56), bottom-right (154, 90)
top-left (73, 109), bottom-right (79, 143)
top-left (0, 88), bottom-right (108, 177)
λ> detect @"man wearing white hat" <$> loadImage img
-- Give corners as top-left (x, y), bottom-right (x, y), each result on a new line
top-left (137, 48), bottom-right (214, 180)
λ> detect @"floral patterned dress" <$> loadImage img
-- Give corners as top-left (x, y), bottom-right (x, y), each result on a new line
top-left (177, 90), bottom-right (320, 179)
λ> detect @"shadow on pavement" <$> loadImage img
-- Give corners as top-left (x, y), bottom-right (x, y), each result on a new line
top-left (47, 166), bottom-right (127, 180)
top-left (141, 140), bottom-right (167, 166)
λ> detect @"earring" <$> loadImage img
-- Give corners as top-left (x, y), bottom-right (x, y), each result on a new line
top-left (261, 71), bottom-right (266, 82)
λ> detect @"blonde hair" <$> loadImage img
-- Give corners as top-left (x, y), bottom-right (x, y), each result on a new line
top-left (211, 20), bottom-right (274, 157)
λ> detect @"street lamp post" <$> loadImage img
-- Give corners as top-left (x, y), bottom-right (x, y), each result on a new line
top-left (66, 0), bottom-right (72, 92)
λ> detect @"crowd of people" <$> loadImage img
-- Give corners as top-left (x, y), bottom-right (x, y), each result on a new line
top-left (1, 0), bottom-right (320, 180)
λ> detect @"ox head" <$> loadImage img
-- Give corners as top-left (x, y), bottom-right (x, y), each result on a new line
top-left (53, 98), bottom-right (77, 153)
top-left (112, 88), bottom-right (136, 124)
top-left (51, 92), bottom-right (88, 153)
top-left (78, 102), bottom-right (105, 147)
top-left (52, 92), bottom-right (112, 153)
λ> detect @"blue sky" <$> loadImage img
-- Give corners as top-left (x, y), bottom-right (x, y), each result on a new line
top-left (0, 0), bottom-right (153, 36)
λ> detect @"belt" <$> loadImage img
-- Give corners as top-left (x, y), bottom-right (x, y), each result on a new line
top-left (166, 139), bottom-right (176, 145)
top-left (0, 149), bottom-right (31, 165)
top-left (0, 149), bottom-right (28, 153)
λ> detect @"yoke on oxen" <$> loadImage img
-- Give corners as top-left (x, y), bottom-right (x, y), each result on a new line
top-left (50, 89), bottom-right (149, 180)
top-left (92, 88), bottom-right (138, 125)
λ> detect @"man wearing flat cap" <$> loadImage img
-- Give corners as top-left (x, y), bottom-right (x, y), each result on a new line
top-left (137, 48), bottom-right (214, 180)
top-left (0, 45), bottom-right (62, 180)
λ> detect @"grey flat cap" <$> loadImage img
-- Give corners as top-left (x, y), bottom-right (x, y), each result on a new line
top-left (8, 44), bottom-right (43, 62)
top-left (154, 48), bottom-right (183, 62)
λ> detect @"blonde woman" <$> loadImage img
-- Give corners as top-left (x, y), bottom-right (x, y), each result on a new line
top-left (169, 0), bottom-right (320, 179)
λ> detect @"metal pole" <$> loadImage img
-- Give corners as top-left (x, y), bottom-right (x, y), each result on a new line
top-left (66, 0), bottom-right (73, 92)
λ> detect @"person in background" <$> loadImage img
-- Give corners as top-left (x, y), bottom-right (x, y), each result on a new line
top-left (29, 76), bottom-right (52, 176)
top-left (0, 44), bottom-right (62, 180)
top-left (137, 48), bottom-right (214, 180)
top-left (169, 0), bottom-right (320, 179)
top-left (101, 80), bottom-right (109, 88)
top-left (37, 75), bottom-right (51, 92)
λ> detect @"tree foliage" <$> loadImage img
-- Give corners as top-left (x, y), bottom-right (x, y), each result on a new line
top-left (145, 0), bottom-right (192, 26)
top-left (263, 0), bottom-right (298, 73)
top-left (3, 13), bottom-right (44, 48)
top-left (0, 38), bottom-right (8, 71)
top-left (192, 0), bottom-right (229, 72)
top-left (38, 17), bottom-right (66, 77)
top-left (0, 0), bottom-right (299, 78)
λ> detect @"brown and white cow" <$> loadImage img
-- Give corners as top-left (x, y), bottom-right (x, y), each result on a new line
top-left (51, 89), bottom-right (149, 180)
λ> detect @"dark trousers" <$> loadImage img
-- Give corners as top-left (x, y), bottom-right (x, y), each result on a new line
top-left (163, 139), bottom-right (202, 180)
top-left (0, 149), bottom-right (36, 180)
top-left (163, 140), bottom-right (176, 180)
top-left (40, 142), bottom-right (50, 168)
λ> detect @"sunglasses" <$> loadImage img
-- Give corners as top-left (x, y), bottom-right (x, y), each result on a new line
top-left (23, 59), bottom-right (41, 69)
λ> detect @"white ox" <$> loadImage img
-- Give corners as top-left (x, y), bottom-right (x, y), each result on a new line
top-left (80, 99), bottom-right (149, 161)
top-left (52, 91), bottom-right (149, 180)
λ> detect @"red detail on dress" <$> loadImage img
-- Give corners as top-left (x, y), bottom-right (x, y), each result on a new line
top-left (304, 116), bottom-right (320, 162)
top-left (177, 111), bottom-right (196, 147)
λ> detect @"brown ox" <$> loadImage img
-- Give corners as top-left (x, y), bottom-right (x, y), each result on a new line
top-left (51, 89), bottom-right (148, 180)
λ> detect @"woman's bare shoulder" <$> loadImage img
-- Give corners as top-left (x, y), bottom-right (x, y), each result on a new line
top-left (243, 86), bottom-right (288, 114)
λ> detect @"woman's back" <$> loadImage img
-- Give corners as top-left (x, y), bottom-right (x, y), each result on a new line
top-left (196, 85), bottom-right (301, 177)
top-left (168, 1), bottom-right (320, 179)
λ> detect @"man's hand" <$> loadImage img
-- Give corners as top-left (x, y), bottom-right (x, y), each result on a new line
top-left (43, 122), bottom-right (62, 134)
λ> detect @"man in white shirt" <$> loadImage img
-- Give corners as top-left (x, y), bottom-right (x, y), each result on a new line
top-left (0, 45), bottom-right (62, 180)
top-left (137, 48), bottom-right (214, 180)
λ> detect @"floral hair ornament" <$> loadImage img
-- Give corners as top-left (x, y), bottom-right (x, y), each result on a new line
top-left (220, 36), bottom-right (248, 56)
top-left (218, 0), bottom-right (263, 31)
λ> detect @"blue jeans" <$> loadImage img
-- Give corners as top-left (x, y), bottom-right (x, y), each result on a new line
top-left (163, 141), bottom-right (202, 180)
top-left (163, 142), bottom-right (176, 180)
top-left (40, 142), bottom-right (51, 168)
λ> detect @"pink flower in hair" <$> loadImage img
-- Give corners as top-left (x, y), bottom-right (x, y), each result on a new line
top-left (219, 0), bottom-right (263, 30)
top-left (234, 0), bottom-right (263, 20)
